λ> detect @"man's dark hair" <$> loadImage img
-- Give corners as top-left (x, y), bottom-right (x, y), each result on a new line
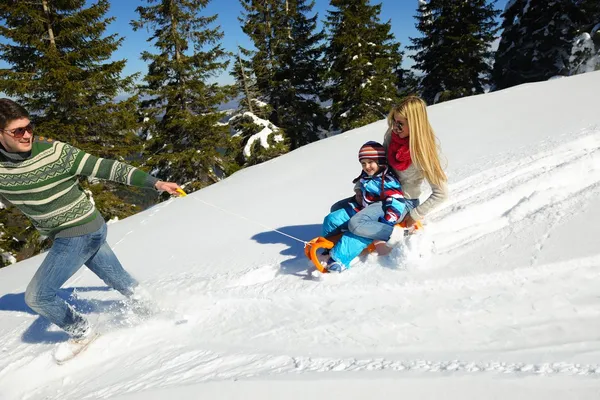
top-left (0, 98), bottom-right (29, 130)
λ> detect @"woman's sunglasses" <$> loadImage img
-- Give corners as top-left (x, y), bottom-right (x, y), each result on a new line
top-left (392, 120), bottom-right (403, 130)
top-left (2, 123), bottom-right (34, 138)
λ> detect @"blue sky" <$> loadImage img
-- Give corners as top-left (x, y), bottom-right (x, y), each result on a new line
top-left (104, 0), bottom-right (508, 85)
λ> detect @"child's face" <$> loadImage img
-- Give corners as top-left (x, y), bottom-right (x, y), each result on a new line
top-left (360, 159), bottom-right (379, 176)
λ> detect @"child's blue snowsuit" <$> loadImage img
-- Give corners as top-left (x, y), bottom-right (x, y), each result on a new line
top-left (322, 166), bottom-right (409, 268)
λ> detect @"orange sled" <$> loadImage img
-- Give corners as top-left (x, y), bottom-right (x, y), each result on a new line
top-left (305, 221), bottom-right (423, 273)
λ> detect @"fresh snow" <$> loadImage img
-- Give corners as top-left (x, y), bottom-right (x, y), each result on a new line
top-left (571, 33), bottom-right (599, 75)
top-left (1, 71), bottom-right (600, 399)
top-left (0, 251), bottom-right (16, 266)
top-left (231, 111), bottom-right (284, 157)
top-left (251, 99), bottom-right (268, 108)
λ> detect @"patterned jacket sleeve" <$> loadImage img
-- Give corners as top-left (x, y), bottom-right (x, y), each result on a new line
top-left (65, 143), bottom-right (159, 189)
top-left (379, 174), bottom-right (408, 225)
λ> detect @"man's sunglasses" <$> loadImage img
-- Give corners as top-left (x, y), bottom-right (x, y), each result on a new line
top-left (2, 123), bottom-right (34, 138)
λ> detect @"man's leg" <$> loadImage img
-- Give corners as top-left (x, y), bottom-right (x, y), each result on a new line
top-left (25, 233), bottom-right (103, 336)
top-left (348, 202), bottom-right (394, 241)
top-left (84, 225), bottom-right (138, 297)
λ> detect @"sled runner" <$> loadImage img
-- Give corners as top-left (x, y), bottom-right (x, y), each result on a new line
top-left (305, 221), bottom-right (423, 273)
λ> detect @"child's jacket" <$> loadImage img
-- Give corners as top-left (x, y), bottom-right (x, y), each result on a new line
top-left (347, 166), bottom-right (408, 225)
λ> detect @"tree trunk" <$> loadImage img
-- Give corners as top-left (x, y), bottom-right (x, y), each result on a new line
top-left (238, 48), bottom-right (254, 114)
top-left (169, 0), bottom-right (188, 113)
top-left (41, 0), bottom-right (56, 47)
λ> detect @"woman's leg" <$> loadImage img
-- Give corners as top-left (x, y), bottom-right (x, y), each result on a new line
top-left (347, 202), bottom-right (394, 241)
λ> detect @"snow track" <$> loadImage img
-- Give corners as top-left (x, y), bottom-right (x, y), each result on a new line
top-left (4, 134), bottom-right (600, 398)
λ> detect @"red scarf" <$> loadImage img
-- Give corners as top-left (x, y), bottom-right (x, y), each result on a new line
top-left (387, 134), bottom-right (412, 171)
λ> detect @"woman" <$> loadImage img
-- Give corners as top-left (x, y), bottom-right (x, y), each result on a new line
top-left (333, 96), bottom-right (448, 248)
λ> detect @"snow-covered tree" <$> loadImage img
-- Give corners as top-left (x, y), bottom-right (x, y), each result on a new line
top-left (493, 0), bottom-right (582, 90)
top-left (232, 46), bottom-right (268, 118)
top-left (570, 0), bottom-right (600, 75)
top-left (409, 0), bottom-right (499, 104)
top-left (270, 0), bottom-right (327, 148)
top-left (324, 0), bottom-right (403, 132)
top-left (239, 0), bottom-right (325, 149)
top-left (132, 0), bottom-right (235, 192)
top-left (228, 112), bottom-right (288, 168)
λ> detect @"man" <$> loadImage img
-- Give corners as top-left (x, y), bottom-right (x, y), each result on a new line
top-left (0, 98), bottom-right (181, 351)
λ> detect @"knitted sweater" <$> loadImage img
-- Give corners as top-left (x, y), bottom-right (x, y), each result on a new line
top-left (382, 129), bottom-right (449, 221)
top-left (0, 137), bottom-right (159, 238)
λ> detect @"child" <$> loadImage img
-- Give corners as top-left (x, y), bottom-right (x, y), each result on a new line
top-left (320, 141), bottom-right (410, 272)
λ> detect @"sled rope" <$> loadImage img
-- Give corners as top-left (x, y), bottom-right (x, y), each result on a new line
top-left (179, 190), bottom-right (309, 246)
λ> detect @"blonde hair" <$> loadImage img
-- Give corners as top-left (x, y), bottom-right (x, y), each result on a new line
top-left (387, 96), bottom-right (447, 186)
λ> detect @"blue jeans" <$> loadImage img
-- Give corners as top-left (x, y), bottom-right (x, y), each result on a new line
top-left (347, 199), bottom-right (420, 241)
top-left (25, 223), bottom-right (138, 336)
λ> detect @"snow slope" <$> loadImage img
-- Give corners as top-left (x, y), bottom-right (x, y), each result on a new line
top-left (1, 71), bottom-right (600, 399)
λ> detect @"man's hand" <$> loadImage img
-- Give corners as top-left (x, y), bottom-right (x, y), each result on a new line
top-left (402, 213), bottom-right (417, 228)
top-left (155, 180), bottom-right (183, 196)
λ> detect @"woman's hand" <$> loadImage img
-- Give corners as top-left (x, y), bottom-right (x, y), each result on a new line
top-left (402, 213), bottom-right (417, 228)
top-left (155, 180), bottom-right (183, 196)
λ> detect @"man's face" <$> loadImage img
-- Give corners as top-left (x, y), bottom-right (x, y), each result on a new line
top-left (0, 118), bottom-right (33, 152)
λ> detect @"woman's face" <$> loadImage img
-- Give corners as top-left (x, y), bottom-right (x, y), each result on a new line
top-left (391, 113), bottom-right (409, 139)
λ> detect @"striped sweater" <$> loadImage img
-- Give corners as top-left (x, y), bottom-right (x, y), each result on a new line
top-left (0, 137), bottom-right (159, 238)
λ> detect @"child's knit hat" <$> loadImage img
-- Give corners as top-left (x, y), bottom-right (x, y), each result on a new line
top-left (358, 141), bottom-right (386, 165)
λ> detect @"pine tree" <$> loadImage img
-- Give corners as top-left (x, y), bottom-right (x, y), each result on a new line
top-left (230, 46), bottom-right (286, 169)
top-left (239, 0), bottom-right (278, 103)
top-left (578, 0), bottom-right (600, 33)
top-left (232, 46), bottom-right (267, 117)
top-left (270, 0), bottom-right (327, 148)
top-left (493, 0), bottom-right (581, 90)
top-left (396, 67), bottom-right (420, 98)
top-left (0, 0), bottom-right (145, 266)
top-left (0, 0), bottom-right (140, 158)
top-left (324, 0), bottom-right (403, 132)
top-left (239, 0), bottom-right (325, 149)
top-left (570, 0), bottom-right (600, 74)
top-left (233, 1), bottom-right (289, 169)
top-left (0, 203), bottom-right (48, 268)
top-left (133, 0), bottom-right (235, 192)
top-left (228, 112), bottom-right (288, 168)
top-left (409, 0), bottom-right (499, 104)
